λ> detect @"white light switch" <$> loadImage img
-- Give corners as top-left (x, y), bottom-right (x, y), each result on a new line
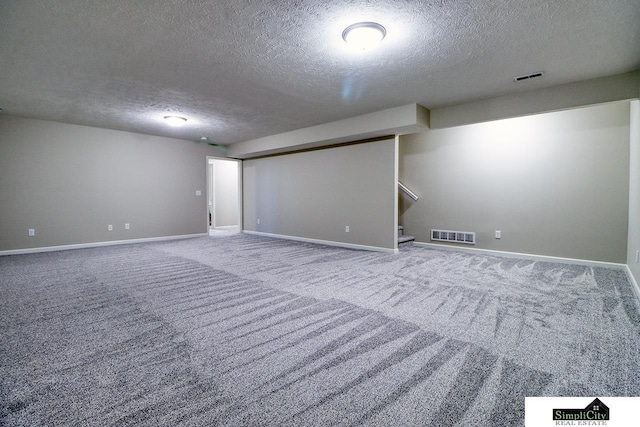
top-left (125, 223), bottom-right (130, 230)
top-left (345, 226), bottom-right (350, 232)
top-left (495, 230), bottom-right (501, 239)
top-left (28, 228), bottom-right (35, 237)
top-left (195, 190), bottom-right (202, 196)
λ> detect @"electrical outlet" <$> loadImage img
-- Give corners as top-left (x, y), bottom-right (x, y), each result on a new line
top-left (345, 225), bottom-right (350, 232)
top-left (125, 223), bottom-right (130, 230)
top-left (28, 228), bottom-right (35, 237)
top-left (108, 224), bottom-right (113, 231)
top-left (195, 190), bottom-right (202, 196)
top-left (636, 250), bottom-right (640, 264)
top-left (257, 218), bottom-right (260, 224)
top-left (495, 230), bottom-right (501, 239)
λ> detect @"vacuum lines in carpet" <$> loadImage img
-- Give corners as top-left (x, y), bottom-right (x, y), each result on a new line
top-left (1, 234), bottom-right (638, 426)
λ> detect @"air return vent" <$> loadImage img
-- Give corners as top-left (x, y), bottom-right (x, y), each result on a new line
top-left (513, 71), bottom-right (544, 82)
top-left (431, 229), bottom-right (476, 245)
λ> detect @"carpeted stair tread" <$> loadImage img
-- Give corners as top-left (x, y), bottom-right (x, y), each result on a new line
top-left (398, 235), bottom-right (415, 244)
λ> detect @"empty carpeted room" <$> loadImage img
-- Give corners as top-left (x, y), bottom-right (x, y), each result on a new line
top-left (1, 1), bottom-right (640, 426)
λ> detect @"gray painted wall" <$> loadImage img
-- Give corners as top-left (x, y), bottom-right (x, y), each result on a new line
top-left (400, 102), bottom-right (630, 263)
top-left (628, 100), bottom-right (640, 284)
top-left (243, 139), bottom-right (396, 250)
top-left (0, 116), bottom-right (214, 251)
top-left (229, 104), bottom-right (428, 159)
top-left (430, 71), bottom-right (639, 129)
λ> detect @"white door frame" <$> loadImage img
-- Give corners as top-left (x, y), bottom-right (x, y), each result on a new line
top-left (206, 156), bottom-right (242, 232)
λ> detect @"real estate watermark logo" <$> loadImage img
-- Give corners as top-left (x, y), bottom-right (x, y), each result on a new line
top-left (527, 396), bottom-right (639, 427)
top-left (553, 398), bottom-right (609, 425)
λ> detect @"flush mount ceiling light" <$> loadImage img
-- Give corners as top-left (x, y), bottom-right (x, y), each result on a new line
top-left (342, 22), bottom-right (386, 50)
top-left (163, 115), bottom-right (188, 127)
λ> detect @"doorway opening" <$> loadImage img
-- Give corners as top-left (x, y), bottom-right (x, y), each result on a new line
top-left (207, 157), bottom-right (242, 234)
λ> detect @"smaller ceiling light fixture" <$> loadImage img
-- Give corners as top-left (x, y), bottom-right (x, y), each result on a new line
top-left (342, 22), bottom-right (386, 50)
top-left (163, 115), bottom-right (188, 127)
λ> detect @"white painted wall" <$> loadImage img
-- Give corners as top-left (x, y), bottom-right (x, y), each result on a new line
top-left (628, 100), bottom-right (640, 286)
top-left (400, 102), bottom-right (630, 263)
top-left (210, 159), bottom-right (239, 228)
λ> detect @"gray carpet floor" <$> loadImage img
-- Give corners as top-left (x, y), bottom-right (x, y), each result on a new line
top-left (1, 234), bottom-right (639, 426)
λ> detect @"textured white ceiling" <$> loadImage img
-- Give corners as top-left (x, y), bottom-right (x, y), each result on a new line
top-left (0, 0), bottom-right (638, 145)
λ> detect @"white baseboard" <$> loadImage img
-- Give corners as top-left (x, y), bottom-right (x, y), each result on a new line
top-left (243, 230), bottom-right (398, 254)
top-left (0, 233), bottom-right (207, 256)
top-left (625, 265), bottom-right (640, 302)
top-left (413, 242), bottom-right (627, 270)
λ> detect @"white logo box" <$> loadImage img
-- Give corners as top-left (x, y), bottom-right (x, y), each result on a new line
top-left (525, 397), bottom-right (640, 427)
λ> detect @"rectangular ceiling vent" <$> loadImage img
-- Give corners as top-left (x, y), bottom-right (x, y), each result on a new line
top-left (513, 71), bottom-right (544, 82)
top-left (431, 229), bottom-right (476, 245)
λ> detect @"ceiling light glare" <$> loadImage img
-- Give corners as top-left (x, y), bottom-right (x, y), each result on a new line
top-left (342, 22), bottom-right (386, 50)
top-left (163, 115), bottom-right (188, 127)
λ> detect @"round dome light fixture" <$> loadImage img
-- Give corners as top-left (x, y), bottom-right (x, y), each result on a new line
top-left (342, 22), bottom-right (386, 50)
top-left (163, 115), bottom-right (188, 127)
